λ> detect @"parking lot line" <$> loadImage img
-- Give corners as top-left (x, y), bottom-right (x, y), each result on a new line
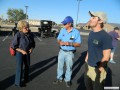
top-left (33, 33), bottom-right (42, 42)
top-left (2, 32), bottom-right (12, 42)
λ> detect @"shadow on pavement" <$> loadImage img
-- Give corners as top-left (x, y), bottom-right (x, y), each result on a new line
top-left (76, 74), bottom-right (86, 90)
top-left (0, 56), bottom-right (57, 90)
top-left (72, 51), bottom-right (87, 90)
top-left (72, 51), bottom-right (87, 80)
top-left (0, 75), bottom-right (15, 90)
top-left (29, 56), bottom-right (58, 80)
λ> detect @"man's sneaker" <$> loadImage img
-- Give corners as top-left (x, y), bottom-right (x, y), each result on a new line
top-left (53, 79), bottom-right (63, 84)
top-left (66, 81), bottom-right (71, 87)
top-left (109, 60), bottom-right (116, 64)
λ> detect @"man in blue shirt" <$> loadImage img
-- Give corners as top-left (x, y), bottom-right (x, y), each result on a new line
top-left (84, 11), bottom-right (112, 90)
top-left (53, 16), bottom-right (81, 87)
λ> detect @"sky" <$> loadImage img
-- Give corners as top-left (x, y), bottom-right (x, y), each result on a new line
top-left (0, 0), bottom-right (120, 24)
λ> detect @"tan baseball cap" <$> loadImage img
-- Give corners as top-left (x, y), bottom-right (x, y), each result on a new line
top-left (89, 11), bottom-right (107, 23)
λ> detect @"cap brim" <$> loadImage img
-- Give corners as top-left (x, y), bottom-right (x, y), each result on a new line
top-left (89, 11), bottom-right (95, 17)
top-left (61, 21), bottom-right (67, 24)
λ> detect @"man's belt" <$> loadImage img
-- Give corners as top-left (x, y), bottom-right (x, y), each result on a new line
top-left (60, 47), bottom-right (76, 53)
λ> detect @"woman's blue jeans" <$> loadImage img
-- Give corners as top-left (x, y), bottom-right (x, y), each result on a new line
top-left (15, 51), bottom-right (30, 86)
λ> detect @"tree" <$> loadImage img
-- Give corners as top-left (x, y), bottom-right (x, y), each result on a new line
top-left (7, 8), bottom-right (26, 23)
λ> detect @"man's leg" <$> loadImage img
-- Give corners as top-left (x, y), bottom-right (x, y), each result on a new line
top-left (93, 68), bottom-right (107, 90)
top-left (109, 47), bottom-right (116, 63)
top-left (64, 51), bottom-right (74, 87)
top-left (64, 52), bottom-right (74, 82)
top-left (84, 64), bottom-right (93, 90)
top-left (57, 50), bottom-right (65, 80)
top-left (53, 50), bottom-right (65, 84)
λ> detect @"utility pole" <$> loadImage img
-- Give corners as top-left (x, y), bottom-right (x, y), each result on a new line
top-left (76, 0), bottom-right (82, 27)
top-left (25, 6), bottom-right (28, 20)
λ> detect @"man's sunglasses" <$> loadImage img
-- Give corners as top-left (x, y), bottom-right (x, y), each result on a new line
top-left (63, 23), bottom-right (67, 25)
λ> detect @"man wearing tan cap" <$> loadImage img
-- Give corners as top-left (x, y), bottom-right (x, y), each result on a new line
top-left (84, 11), bottom-right (112, 90)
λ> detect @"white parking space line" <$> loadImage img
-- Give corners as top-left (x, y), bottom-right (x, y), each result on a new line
top-left (33, 33), bottom-right (42, 42)
top-left (80, 32), bottom-right (89, 35)
top-left (2, 32), bottom-right (12, 42)
top-left (2, 32), bottom-right (42, 42)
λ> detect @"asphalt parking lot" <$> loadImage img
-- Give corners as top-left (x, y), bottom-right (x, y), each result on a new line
top-left (0, 31), bottom-right (120, 90)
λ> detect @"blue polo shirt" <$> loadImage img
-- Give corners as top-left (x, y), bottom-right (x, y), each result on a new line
top-left (57, 28), bottom-right (81, 50)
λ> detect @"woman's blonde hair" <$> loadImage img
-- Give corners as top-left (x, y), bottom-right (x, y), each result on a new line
top-left (17, 20), bottom-right (29, 31)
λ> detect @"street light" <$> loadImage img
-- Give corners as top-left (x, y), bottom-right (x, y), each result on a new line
top-left (76, 0), bottom-right (82, 27)
top-left (25, 6), bottom-right (28, 20)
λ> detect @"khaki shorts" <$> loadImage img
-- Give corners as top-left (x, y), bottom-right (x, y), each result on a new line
top-left (87, 65), bottom-right (107, 83)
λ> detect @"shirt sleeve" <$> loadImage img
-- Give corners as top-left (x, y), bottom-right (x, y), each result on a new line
top-left (11, 32), bottom-right (20, 49)
top-left (57, 29), bottom-right (63, 40)
top-left (102, 34), bottom-right (113, 50)
top-left (114, 33), bottom-right (119, 39)
top-left (74, 31), bottom-right (82, 44)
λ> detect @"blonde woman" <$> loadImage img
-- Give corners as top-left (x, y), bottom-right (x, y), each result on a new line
top-left (11, 20), bottom-right (35, 87)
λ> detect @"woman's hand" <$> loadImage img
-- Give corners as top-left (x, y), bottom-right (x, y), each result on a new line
top-left (29, 48), bottom-right (33, 54)
top-left (21, 50), bottom-right (27, 55)
top-left (16, 48), bottom-right (27, 55)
